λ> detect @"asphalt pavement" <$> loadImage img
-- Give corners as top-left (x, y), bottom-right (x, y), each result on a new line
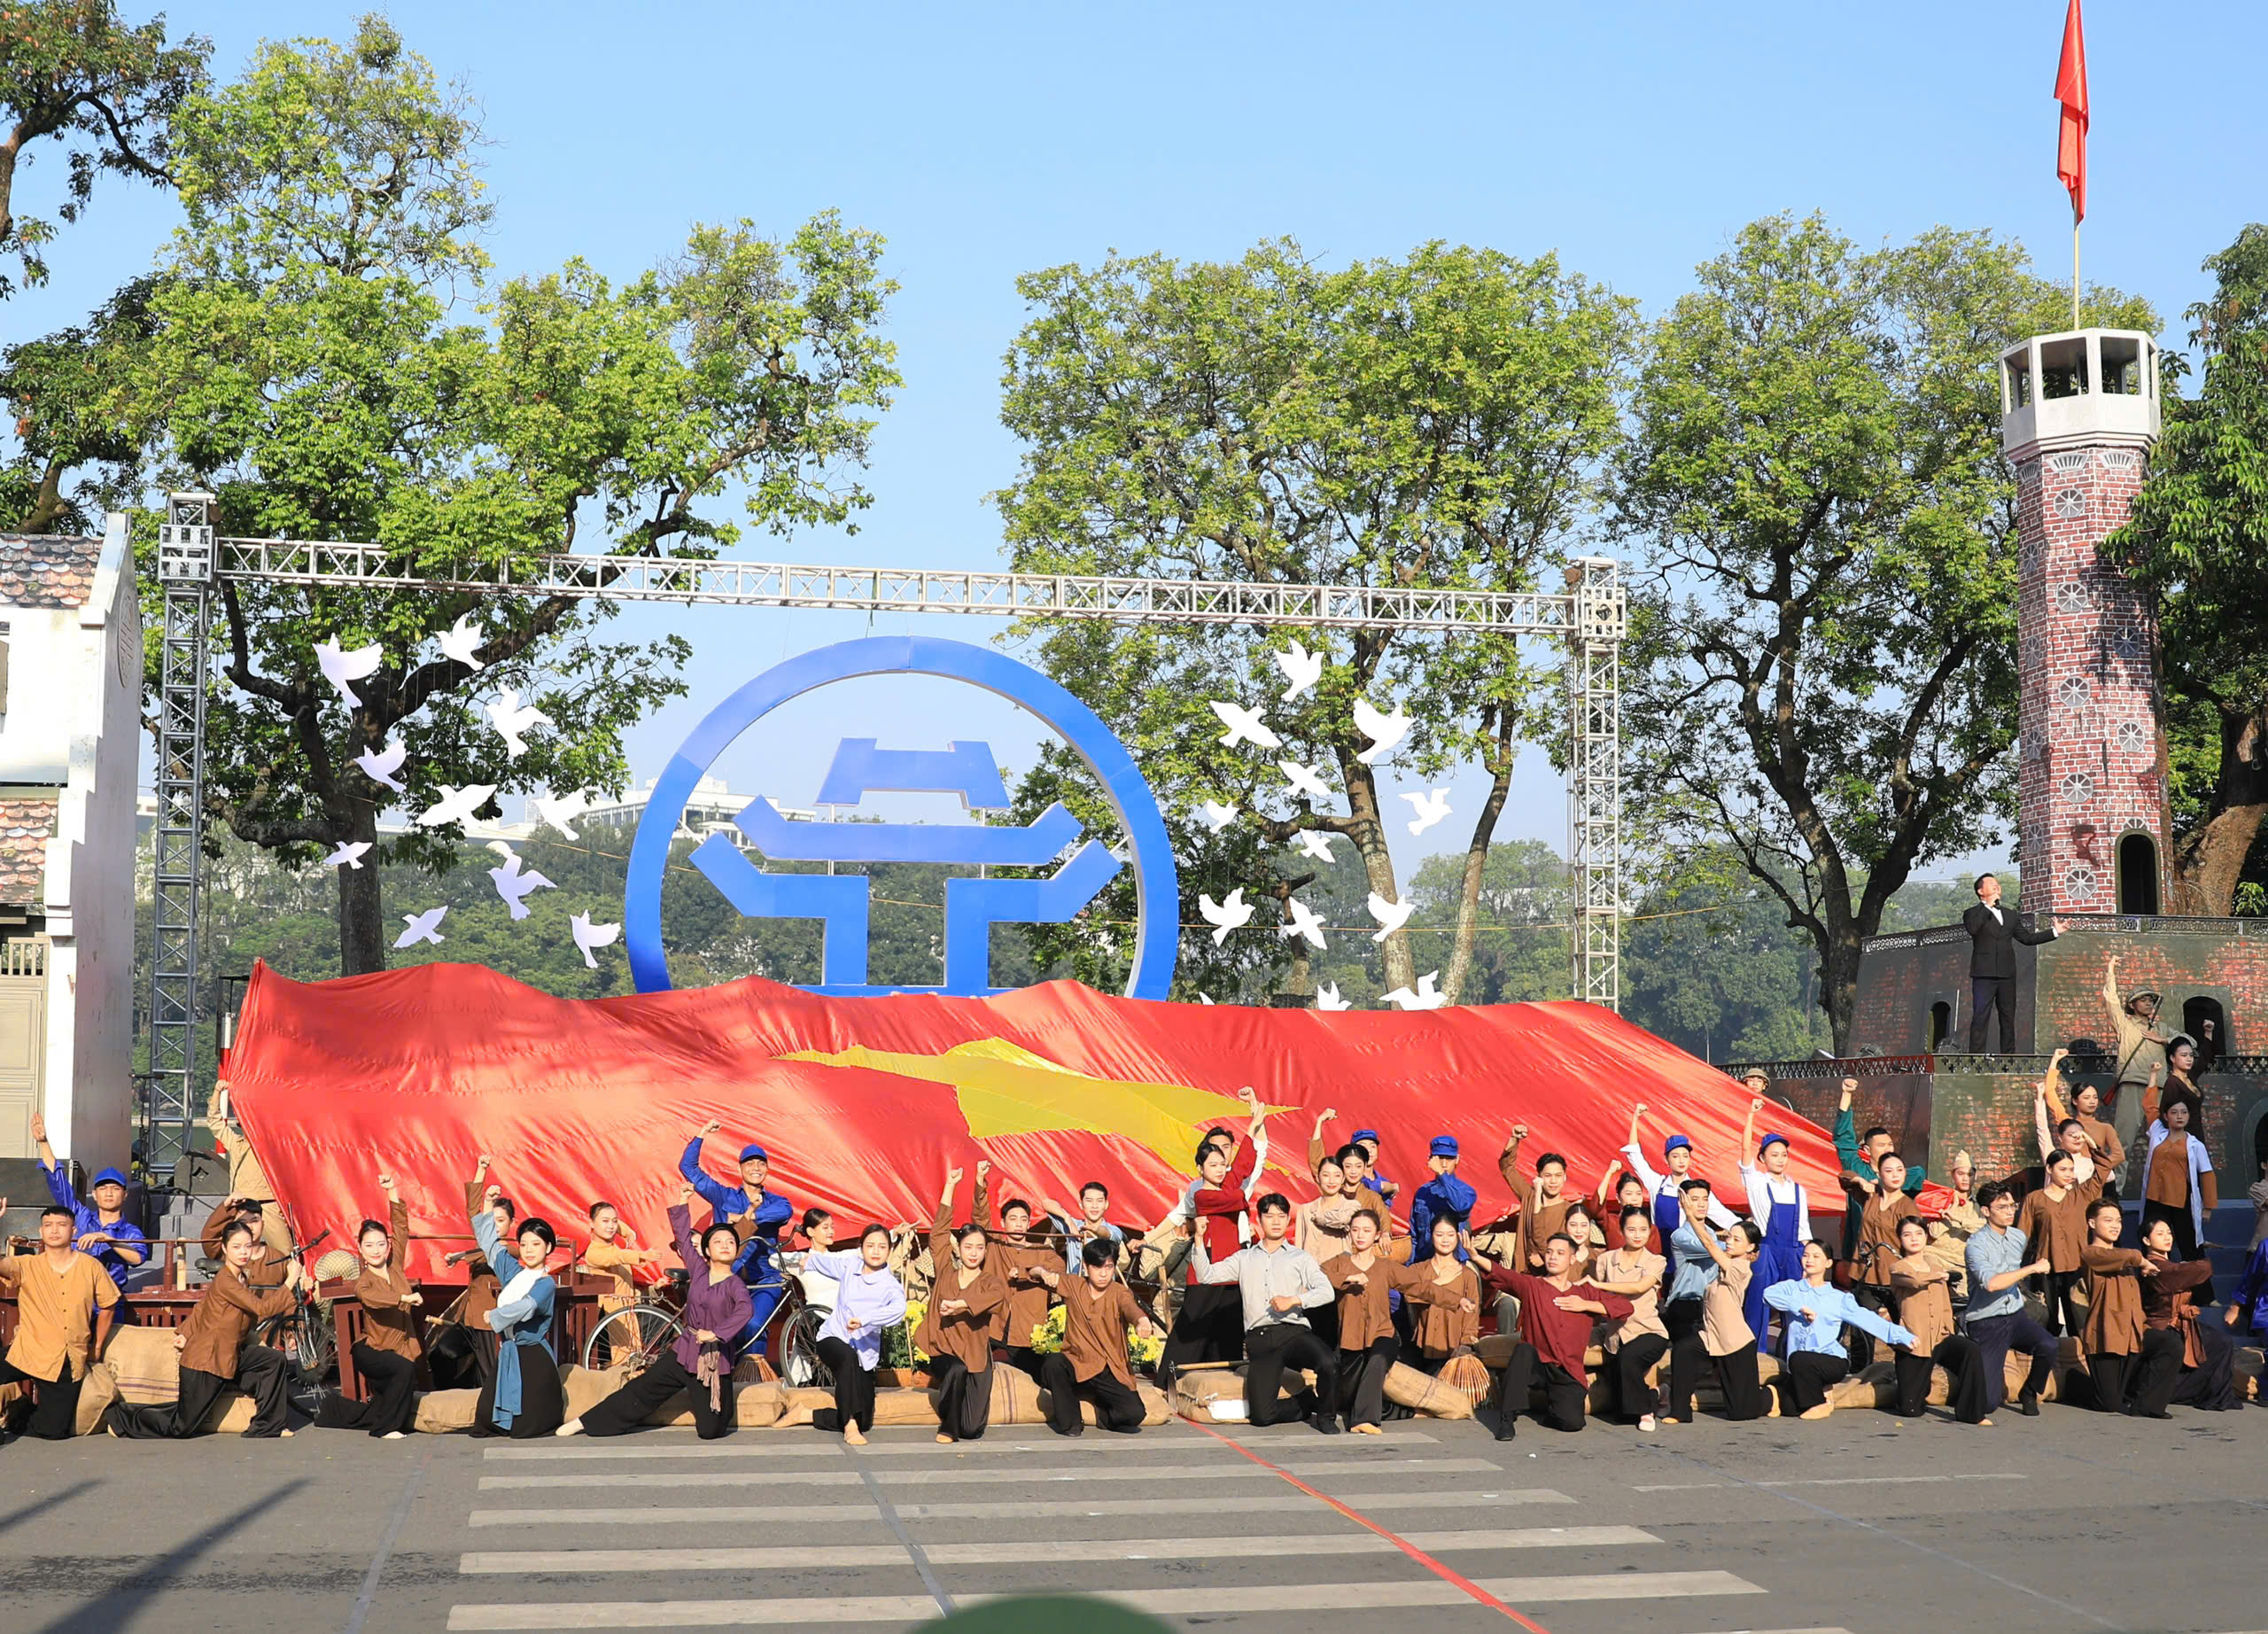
top-left (1, 1396), bottom-right (2263, 1633)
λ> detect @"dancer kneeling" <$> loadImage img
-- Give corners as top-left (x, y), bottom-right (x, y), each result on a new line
top-left (2078, 1196), bottom-right (2171, 1414)
top-left (563, 1185), bottom-right (750, 1440)
top-left (920, 1164), bottom-right (1008, 1443)
top-left (1320, 1210), bottom-right (1432, 1435)
top-left (808, 1223), bottom-right (908, 1444)
top-left (1192, 1191), bottom-right (1340, 1431)
top-left (1035, 1238), bottom-right (1155, 1436)
top-left (469, 1186), bottom-right (564, 1439)
top-left (314, 1170), bottom-right (424, 1438)
top-left (1764, 1240), bottom-right (1915, 1420)
top-left (1886, 1214), bottom-right (1990, 1423)
top-left (107, 1217), bottom-right (301, 1439)
top-left (1475, 1233), bottom-right (1631, 1441)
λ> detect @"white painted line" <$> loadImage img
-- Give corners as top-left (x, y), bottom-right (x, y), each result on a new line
top-left (485, 1432), bottom-right (1438, 1462)
top-left (1674, 1628), bottom-right (1853, 1634)
top-left (460, 1526), bottom-right (1655, 1575)
top-left (447, 1573), bottom-right (1760, 1630)
top-left (467, 1489), bottom-right (1576, 1526)
top-left (478, 1456), bottom-right (1503, 1491)
top-left (1635, 1472), bottom-right (2029, 1493)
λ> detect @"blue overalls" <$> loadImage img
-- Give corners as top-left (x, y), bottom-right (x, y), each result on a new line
top-left (1748, 1179), bottom-right (1807, 1344)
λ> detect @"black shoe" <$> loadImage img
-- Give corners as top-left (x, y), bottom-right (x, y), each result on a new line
top-left (1309, 1412), bottom-right (1342, 1435)
top-left (2016, 1393), bottom-right (2040, 1417)
top-left (1493, 1416), bottom-right (1517, 1442)
top-left (2142, 1408), bottom-right (2172, 1420)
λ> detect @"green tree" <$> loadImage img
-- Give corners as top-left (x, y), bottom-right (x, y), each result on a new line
top-left (0, 272), bottom-right (155, 530)
top-left (2112, 223), bottom-right (2268, 913)
top-left (995, 238), bottom-right (1634, 1001)
top-left (0, 0), bottom-right (206, 297)
top-left (93, 17), bottom-right (898, 975)
top-left (1613, 213), bottom-right (2153, 1051)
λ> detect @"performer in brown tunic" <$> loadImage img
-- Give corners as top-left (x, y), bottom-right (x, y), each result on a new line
top-left (2078, 1196), bottom-right (2171, 1414)
top-left (1406, 1216), bottom-right (1482, 1368)
top-left (1588, 1206), bottom-right (1670, 1429)
top-left (108, 1218), bottom-right (301, 1438)
top-left (1886, 1216), bottom-right (1989, 1423)
top-left (2137, 1216), bottom-right (2238, 1414)
top-left (2016, 1148), bottom-right (2109, 1335)
top-left (917, 1165), bottom-right (1009, 1443)
top-left (1320, 1210), bottom-right (1436, 1433)
top-left (0, 1203), bottom-right (120, 1439)
top-left (1034, 1238), bottom-right (1154, 1436)
top-left (1499, 1124), bottom-right (1577, 1272)
top-left (313, 1171), bottom-right (425, 1437)
top-left (975, 1165), bottom-right (1064, 1385)
top-left (1839, 1153), bottom-right (1921, 1371)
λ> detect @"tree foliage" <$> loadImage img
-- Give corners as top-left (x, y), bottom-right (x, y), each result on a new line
top-left (994, 238), bottom-right (1633, 1000)
top-left (1614, 213), bottom-right (2153, 1050)
top-left (51, 16), bottom-right (899, 975)
top-left (2112, 222), bottom-right (2268, 913)
top-left (0, 0), bottom-right (206, 296)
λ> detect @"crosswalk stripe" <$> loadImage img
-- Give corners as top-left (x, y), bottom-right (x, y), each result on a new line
top-left (459, 1526), bottom-right (1654, 1575)
top-left (1635, 1473), bottom-right (2026, 1492)
top-left (467, 1489), bottom-right (1575, 1527)
top-left (478, 1456), bottom-right (1502, 1491)
top-left (485, 1436), bottom-right (1445, 1463)
top-left (446, 1573), bottom-right (1761, 1630)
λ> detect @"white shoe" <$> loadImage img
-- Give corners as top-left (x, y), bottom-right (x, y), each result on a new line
top-left (381, 1430), bottom-right (406, 1440)
top-left (1637, 1414), bottom-right (1657, 1433)
top-left (555, 1419), bottom-right (585, 1437)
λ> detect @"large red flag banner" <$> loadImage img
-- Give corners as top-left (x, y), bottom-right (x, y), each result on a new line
top-left (225, 960), bottom-right (1856, 1281)
top-left (2055, 0), bottom-right (2089, 222)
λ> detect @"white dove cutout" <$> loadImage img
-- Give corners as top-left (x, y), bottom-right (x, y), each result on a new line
top-left (315, 637), bottom-right (382, 708)
top-left (1198, 800), bottom-right (1239, 834)
top-left (1208, 700), bottom-right (1282, 751)
top-left (1315, 982), bottom-right (1351, 1012)
top-left (1278, 897), bottom-right (1328, 950)
top-left (1197, 888), bottom-right (1254, 945)
top-left (438, 611), bottom-right (486, 670)
top-left (1366, 891), bottom-right (1414, 942)
top-left (1197, 993), bottom-right (1216, 1006)
top-left (1274, 639), bottom-right (1323, 702)
top-left (1293, 829), bottom-right (1338, 863)
top-left (531, 788), bottom-right (596, 840)
top-left (1381, 970), bottom-right (1448, 1010)
top-left (485, 687), bottom-right (555, 759)
top-left (394, 905), bottom-right (447, 948)
top-left (486, 851), bottom-right (556, 921)
top-left (1402, 787), bottom-right (1452, 836)
top-left (322, 841), bottom-right (371, 870)
top-left (416, 782), bottom-right (496, 830)
top-left (571, 911), bottom-right (622, 970)
top-left (354, 735), bottom-right (408, 793)
top-left (1278, 760), bottom-right (1331, 803)
top-left (1353, 696), bottom-right (1410, 766)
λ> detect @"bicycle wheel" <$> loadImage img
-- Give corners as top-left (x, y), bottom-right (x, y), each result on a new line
top-left (254, 1302), bottom-right (336, 1387)
top-left (781, 1304), bottom-right (832, 1389)
top-left (584, 1303), bottom-right (681, 1373)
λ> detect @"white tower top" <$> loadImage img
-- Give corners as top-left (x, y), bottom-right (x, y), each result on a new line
top-left (2000, 328), bottom-right (2161, 461)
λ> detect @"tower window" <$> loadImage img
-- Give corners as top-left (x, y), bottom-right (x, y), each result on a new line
top-left (2040, 336), bottom-right (2091, 399)
top-left (1929, 1000), bottom-right (1953, 1052)
top-left (2116, 832), bottom-right (2159, 915)
top-left (2101, 335), bottom-right (2144, 395)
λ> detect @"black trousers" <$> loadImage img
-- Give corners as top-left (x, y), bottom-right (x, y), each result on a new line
top-left (1779, 1350), bottom-right (1851, 1414)
top-left (998, 1344), bottom-right (1047, 1384)
top-left (1967, 1311), bottom-right (2058, 1412)
top-left (1497, 1342), bottom-right (1587, 1435)
top-left (1337, 1336), bottom-right (1399, 1428)
top-left (1037, 1353), bottom-right (1146, 1436)
top-left (1846, 1284), bottom-right (1893, 1373)
top-left (1162, 1283), bottom-right (1245, 1376)
top-left (2039, 1270), bottom-right (2085, 1337)
top-left (1244, 1324), bottom-right (1338, 1426)
top-left (2171, 1320), bottom-right (2241, 1412)
top-left (1609, 1334), bottom-right (1670, 1420)
top-left (2088, 1332), bottom-right (2183, 1414)
top-left (579, 1348), bottom-right (734, 1439)
top-left (108, 1348), bottom-right (291, 1439)
top-left (313, 1343), bottom-right (418, 1436)
top-left (814, 1337), bottom-right (876, 1433)
top-left (928, 1355), bottom-right (992, 1441)
top-left (470, 1340), bottom-right (565, 1439)
top-left (1661, 1297), bottom-right (1709, 1420)
top-left (1892, 1334), bottom-right (1988, 1422)
top-left (1969, 977), bottom-right (2016, 1053)
top-left (0, 1357), bottom-right (82, 1440)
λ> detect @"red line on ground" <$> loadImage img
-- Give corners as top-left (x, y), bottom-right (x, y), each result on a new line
top-left (1183, 1418), bottom-right (1557, 1633)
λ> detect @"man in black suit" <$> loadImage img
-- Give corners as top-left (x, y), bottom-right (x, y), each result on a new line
top-left (1961, 873), bottom-right (2058, 1052)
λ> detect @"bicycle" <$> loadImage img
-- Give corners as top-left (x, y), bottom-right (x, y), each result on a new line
top-left (579, 1250), bottom-right (817, 1379)
top-left (248, 1226), bottom-right (338, 1387)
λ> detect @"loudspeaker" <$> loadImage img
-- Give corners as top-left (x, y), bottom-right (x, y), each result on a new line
top-left (171, 1148), bottom-right (230, 1194)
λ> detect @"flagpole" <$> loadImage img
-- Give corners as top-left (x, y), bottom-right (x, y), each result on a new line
top-left (2072, 208), bottom-right (2081, 330)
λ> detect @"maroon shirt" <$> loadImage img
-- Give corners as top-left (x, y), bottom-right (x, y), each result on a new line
top-left (1481, 1266), bottom-right (1632, 1378)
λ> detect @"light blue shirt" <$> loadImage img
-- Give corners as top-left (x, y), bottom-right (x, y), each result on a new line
top-left (1762, 1279), bottom-right (1914, 1359)
top-left (808, 1251), bottom-right (908, 1372)
top-left (1963, 1224), bottom-right (2031, 1323)
top-left (1666, 1223), bottom-right (1721, 1303)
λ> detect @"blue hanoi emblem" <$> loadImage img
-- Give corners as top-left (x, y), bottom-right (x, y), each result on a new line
top-left (624, 635), bottom-right (1178, 1000)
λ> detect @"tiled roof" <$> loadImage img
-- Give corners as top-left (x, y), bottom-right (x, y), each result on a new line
top-left (0, 533), bottom-right (105, 610)
top-left (0, 798), bottom-right (55, 906)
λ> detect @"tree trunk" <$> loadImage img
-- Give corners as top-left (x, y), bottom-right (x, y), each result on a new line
top-left (2173, 702), bottom-right (2268, 915)
top-left (1440, 743), bottom-right (1516, 1006)
top-left (1819, 914), bottom-right (1864, 1057)
top-left (336, 813), bottom-right (387, 976)
top-left (1337, 756), bottom-right (1414, 992)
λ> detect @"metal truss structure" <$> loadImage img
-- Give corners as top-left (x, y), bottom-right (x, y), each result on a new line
top-left (146, 515), bottom-right (1627, 1155)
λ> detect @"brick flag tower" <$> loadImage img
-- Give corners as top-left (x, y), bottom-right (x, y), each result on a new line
top-left (2000, 328), bottom-right (2171, 914)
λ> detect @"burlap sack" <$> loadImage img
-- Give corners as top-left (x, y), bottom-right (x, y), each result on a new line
top-left (775, 1386), bottom-right (834, 1428)
top-left (416, 1389), bottom-right (480, 1432)
top-left (1472, 1333), bottom-right (1519, 1368)
top-left (1383, 1361), bottom-right (1475, 1419)
top-left (1170, 1366), bottom-right (1247, 1422)
top-left (870, 1387), bottom-right (943, 1427)
top-left (105, 1324), bottom-right (183, 1405)
top-left (73, 1363), bottom-right (119, 1436)
top-left (205, 1391), bottom-right (255, 1433)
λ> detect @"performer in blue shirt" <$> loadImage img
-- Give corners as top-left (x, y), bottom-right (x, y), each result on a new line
top-left (33, 1112), bottom-right (145, 1292)
top-left (1961, 1181), bottom-right (2057, 1417)
top-left (1407, 1136), bottom-right (1475, 1264)
top-left (470, 1187), bottom-right (564, 1439)
top-left (680, 1119), bottom-right (793, 1354)
top-left (1763, 1239), bottom-right (1915, 1419)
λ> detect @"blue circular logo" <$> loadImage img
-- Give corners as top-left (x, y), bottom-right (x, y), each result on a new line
top-left (624, 635), bottom-right (1179, 999)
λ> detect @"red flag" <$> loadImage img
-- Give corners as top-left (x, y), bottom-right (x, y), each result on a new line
top-left (2054, 0), bottom-right (2089, 222)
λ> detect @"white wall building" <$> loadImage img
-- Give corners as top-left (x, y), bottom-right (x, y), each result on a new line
top-left (0, 518), bottom-right (142, 1171)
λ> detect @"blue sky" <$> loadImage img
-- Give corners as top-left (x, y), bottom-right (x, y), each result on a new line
top-left (11, 0), bottom-right (2262, 879)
